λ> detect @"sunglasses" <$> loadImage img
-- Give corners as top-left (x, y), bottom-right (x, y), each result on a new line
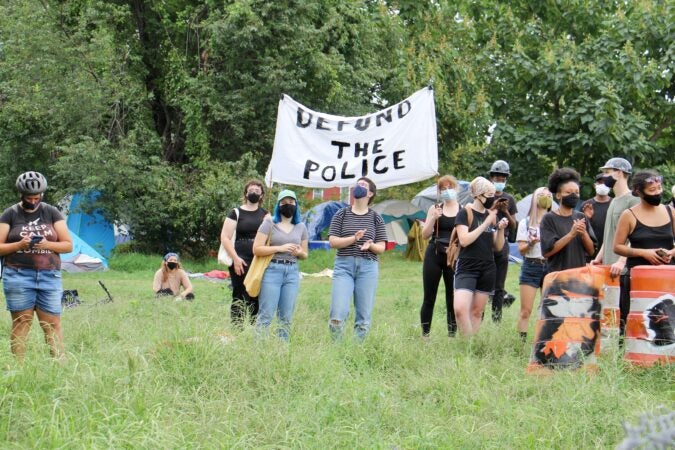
top-left (644, 176), bottom-right (663, 184)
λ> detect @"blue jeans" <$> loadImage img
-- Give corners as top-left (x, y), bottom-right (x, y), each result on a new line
top-left (256, 262), bottom-right (300, 341)
top-left (329, 256), bottom-right (379, 341)
top-left (3, 267), bottom-right (63, 315)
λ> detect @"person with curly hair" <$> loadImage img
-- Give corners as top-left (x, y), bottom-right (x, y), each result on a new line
top-left (540, 168), bottom-right (595, 273)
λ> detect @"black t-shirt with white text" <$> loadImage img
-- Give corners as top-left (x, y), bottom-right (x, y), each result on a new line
top-left (0, 203), bottom-right (65, 270)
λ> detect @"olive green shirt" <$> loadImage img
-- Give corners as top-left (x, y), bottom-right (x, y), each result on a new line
top-left (601, 193), bottom-right (640, 265)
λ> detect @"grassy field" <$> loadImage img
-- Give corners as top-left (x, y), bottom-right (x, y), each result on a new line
top-left (0, 250), bottom-right (672, 448)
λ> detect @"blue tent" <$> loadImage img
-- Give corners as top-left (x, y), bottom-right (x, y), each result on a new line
top-left (61, 230), bottom-right (108, 272)
top-left (302, 201), bottom-right (348, 241)
top-left (66, 192), bottom-right (116, 258)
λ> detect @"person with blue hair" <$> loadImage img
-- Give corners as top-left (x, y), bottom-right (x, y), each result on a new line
top-left (153, 252), bottom-right (194, 300)
top-left (252, 189), bottom-right (308, 341)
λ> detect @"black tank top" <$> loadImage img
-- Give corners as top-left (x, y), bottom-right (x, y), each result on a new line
top-left (626, 207), bottom-right (675, 269)
top-left (432, 208), bottom-right (456, 245)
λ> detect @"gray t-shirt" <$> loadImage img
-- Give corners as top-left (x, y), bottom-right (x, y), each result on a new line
top-left (258, 219), bottom-right (308, 263)
top-left (601, 193), bottom-right (640, 265)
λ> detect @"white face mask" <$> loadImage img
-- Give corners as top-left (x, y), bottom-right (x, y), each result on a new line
top-left (595, 184), bottom-right (611, 196)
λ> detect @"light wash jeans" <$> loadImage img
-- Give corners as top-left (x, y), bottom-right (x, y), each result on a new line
top-left (329, 256), bottom-right (379, 341)
top-left (256, 262), bottom-right (300, 341)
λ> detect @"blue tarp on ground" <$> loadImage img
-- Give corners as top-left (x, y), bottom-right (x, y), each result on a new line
top-left (66, 192), bottom-right (115, 258)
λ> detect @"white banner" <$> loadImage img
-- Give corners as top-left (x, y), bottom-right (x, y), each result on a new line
top-left (265, 87), bottom-right (438, 189)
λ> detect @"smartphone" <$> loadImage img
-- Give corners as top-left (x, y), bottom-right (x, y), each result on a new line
top-left (656, 249), bottom-right (668, 258)
top-left (528, 227), bottom-right (539, 239)
top-left (29, 235), bottom-right (43, 248)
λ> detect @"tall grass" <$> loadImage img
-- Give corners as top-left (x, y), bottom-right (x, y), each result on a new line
top-left (0, 251), bottom-right (672, 448)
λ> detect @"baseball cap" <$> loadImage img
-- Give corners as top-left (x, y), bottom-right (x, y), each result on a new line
top-left (594, 173), bottom-right (604, 182)
top-left (599, 157), bottom-right (632, 174)
top-left (277, 189), bottom-right (297, 203)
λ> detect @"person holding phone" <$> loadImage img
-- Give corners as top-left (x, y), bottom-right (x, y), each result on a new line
top-left (515, 187), bottom-right (553, 341)
top-left (613, 170), bottom-right (674, 336)
top-left (0, 172), bottom-right (73, 361)
top-left (453, 177), bottom-right (509, 337)
top-left (488, 160), bottom-right (518, 323)
top-left (420, 175), bottom-right (460, 337)
top-left (540, 168), bottom-right (595, 273)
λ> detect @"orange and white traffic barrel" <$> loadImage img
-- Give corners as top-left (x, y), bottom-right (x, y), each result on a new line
top-left (624, 265), bottom-right (675, 366)
top-left (528, 265), bottom-right (605, 373)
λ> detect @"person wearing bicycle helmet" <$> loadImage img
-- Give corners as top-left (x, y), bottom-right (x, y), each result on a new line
top-left (487, 159), bottom-right (518, 323)
top-left (0, 171), bottom-right (73, 361)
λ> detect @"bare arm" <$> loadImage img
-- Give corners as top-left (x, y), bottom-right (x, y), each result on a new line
top-left (421, 205), bottom-right (440, 240)
top-left (329, 229), bottom-right (366, 249)
top-left (220, 217), bottom-right (238, 259)
top-left (40, 220), bottom-right (73, 254)
top-left (180, 270), bottom-right (193, 296)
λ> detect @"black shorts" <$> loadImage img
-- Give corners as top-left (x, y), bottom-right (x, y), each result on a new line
top-left (454, 259), bottom-right (496, 295)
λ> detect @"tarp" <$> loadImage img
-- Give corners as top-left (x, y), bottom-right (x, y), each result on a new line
top-left (66, 192), bottom-right (116, 258)
top-left (404, 221), bottom-right (427, 261)
top-left (302, 201), bottom-right (348, 241)
top-left (412, 180), bottom-right (472, 211)
top-left (61, 230), bottom-right (108, 272)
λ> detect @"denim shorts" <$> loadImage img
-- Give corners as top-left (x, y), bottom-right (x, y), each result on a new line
top-left (519, 259), bottom-right (546, 288)
top-left (2, 267), bottom-right (63, 315)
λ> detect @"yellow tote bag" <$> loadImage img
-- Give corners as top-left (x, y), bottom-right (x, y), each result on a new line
top-left (243, 228), bottom-right (273, 297)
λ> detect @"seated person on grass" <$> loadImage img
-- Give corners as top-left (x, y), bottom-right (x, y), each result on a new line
top-left (153, 252), bottom-right (194, 300)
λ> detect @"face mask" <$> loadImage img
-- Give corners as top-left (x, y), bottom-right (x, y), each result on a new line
top-left (561, 193), bottom-right (579, 208)
top-left (440, 189), bottom-right (457, 201)
top-left (642, 192), bottom-right (662, 206)
top-left (482, 196), bottom-right (495, 209)
top-left (279, 203), bottom-right (296, 218)
top-left (246, 192), bottom-right (261, 204)
top-left (494, 182), bottom-right (506, 192)
top-left (595, 185), bottom-right (611, 196)
top-left (537, 196), bottom-right (552, 209)
top-left (602, 175), bottom-right (617, 189)
top-left (21, 199), bottom-right (40, 210)
top-left (167, 262), bottom-right (178, 270)
top-left (353, 185), bottom-right (368, 199)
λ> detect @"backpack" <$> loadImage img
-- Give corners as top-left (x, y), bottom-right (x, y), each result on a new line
top-left (446, 206), bottom-right (474, 270)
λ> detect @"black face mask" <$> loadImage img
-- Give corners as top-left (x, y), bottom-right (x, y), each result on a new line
top-left (167, 262), bottom-right (178, 270)
top-left (642, 192), bottom-right (662, 206)
top-left (482, 196), bottom-right (495, 209)
top-left (602, 175), bottom-right (617, 189)
top-left (279, 204), bottom-right (296, 218)
top-left (246, 192), bottom-right (261, 204)
top-left (561, 193), bottom-right (579, 208)
top-left (21, 199), bottom-right (40, 210)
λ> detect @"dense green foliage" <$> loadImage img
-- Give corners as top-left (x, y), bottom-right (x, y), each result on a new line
top-left (0, 252), bottom-right (671, 447)
top-left (1, 1), bottom-right (673, 254)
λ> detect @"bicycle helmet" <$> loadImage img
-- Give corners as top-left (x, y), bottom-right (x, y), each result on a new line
top-left (489, 160), bottom-right (511, 177)
top-left (16, 171), bottom-right (48, 195)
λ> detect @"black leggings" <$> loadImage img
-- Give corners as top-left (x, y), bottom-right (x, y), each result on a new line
top-left (491, 245), bottom-right (510, 322)
top-left (421, 242), bottom-right (456, 336)
top-left (229, 260), bottom-right (259, 326)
